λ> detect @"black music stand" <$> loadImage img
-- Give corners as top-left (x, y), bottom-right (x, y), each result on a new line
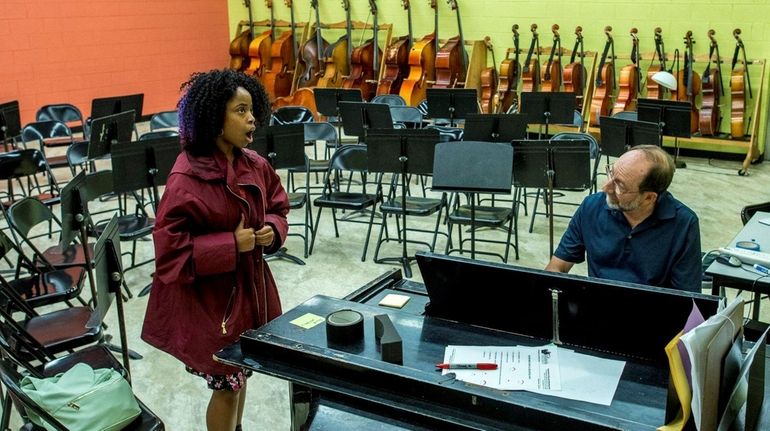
top-left (512, 139), bottom-right (591, 255)
top-left (0, 101), bottom-right (21, 151)
top-left (87, 111), bottom-right (136, 161)
top-left (520, 92), bottom-right (576, 137)
top-left (60, 176), bottom-right (143, 361)
top-left (314, 88), bottom-right (363, 141)
top-left (463, 113), bottom-right (528, 142)
top-left (90, 93), bottom-right (144, 139)
top-left (426, 88), bottom-right (478, 127)
top-left (599, 116), bottom-right (662, 157)
top-left (251, 124), bottom-right (307, 265)
top-left (637, 98), bottom-right (691, 168)
top-left (432, 141), bottom-right (513, 260)
top-left (366, 128), bottom-right (442, 278)
top-left (111, 136), bottom-right (180, 296)
top-left (338, 101), bottom-right (393, 144)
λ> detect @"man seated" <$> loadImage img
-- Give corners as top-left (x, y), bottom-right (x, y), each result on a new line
top-left (545, 145), bottom-right (702, 292)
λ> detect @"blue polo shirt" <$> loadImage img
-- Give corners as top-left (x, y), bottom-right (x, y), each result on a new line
top-left (553, 191), bottom-right (702, 292)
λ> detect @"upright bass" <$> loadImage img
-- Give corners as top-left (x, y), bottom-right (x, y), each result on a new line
top-left (540, 24), bottom-right (562, 92)
top-left (377, 0), bottom-right (412, 96)
top-left (730, 28), bottom-right (752, 140)
top-left (246, 0), bottom-right (275, 79)
top-left (399, 0), bottom-right (438, 105)
top-left (433, 0), bottom-right (467, 89)
top-left (562, 26), bottom-right (586, 111)
top-left (645, 27), bottom-right (667, 100)
top-left (590, 26), bottom-right (615, 125)
top-left (317, 0), bottom-right (351, 88)
top-left (479, 37), bottom-right (498, 113)
top-left (229, 0), bottom-right (254, 71)
top-left (342, 0), bottom-right (381, 100)
top-left (296, 0), bottom-right (328, 88)
top-left (520, 24), bottom-right (541, 93)
top-left (672, 31), bottom-right (701, 135)
top-left (493, 24), bottom-right (521, 113)
top-left (612, 28), bottom-right (639, 114)
top-left (262, 0), bottom-right (296, 100)
top-left (699, 29), bottom-right (723, 136)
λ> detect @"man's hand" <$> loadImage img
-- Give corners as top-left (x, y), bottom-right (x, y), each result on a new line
top-left (234, 215), bottom-right (256, 253)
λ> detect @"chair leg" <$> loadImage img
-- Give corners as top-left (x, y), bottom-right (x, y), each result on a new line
top-left (372, 212), bottom-right (389, 263)
top-left (529, 188), bottom-right (542, 233)
top-left (309, 207), bottom-right (324, 255)
top-left (360, 206), bottom-right (377, 262)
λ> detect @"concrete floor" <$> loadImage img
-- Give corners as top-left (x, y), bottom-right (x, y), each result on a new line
top-left (3, 124), bottom-right (769, 430)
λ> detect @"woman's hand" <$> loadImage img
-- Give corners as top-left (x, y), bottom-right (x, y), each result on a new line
top-left (254, 225), bottom-right (274, 247)
top-left (234, 215), bottom-right (256, 253)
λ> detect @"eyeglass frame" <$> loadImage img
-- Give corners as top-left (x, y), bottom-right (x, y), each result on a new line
top-left (604, 164), bottom-right (643, 195)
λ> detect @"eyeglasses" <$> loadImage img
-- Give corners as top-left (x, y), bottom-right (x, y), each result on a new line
top-left (605, 164), bottom-right (640, 195)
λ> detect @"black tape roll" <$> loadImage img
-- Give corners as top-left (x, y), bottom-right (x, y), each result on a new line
top-left (326, 309), bottom-right (364, 344)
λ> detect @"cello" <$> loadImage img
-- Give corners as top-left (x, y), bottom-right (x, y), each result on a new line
top-left (699, 29), bottom-right (723, 136)
top-left (246, 0), bottom-right (275, 79)
top-left (479, 37), bottom-right (498, 113)
top-left (398, 0), bottom-right (437, 105)
top-left (317, 0), bottom-right (351, 88)
top-left (296, 0), bottom-right (328, 88)
top-left (590, 26), bottom-right (615, 125)
top-left (342, 0), bottom-right (381, 100)
top-left (730, 28), bottom-right (752, 140)
top-left (672, 31), bottom-right (701, 134)
top-left (540, 24), bottom-right (562, 92)
top-left (612, 28), bottom-right (639, 115)
top-left (493, 24), bottom-right (521, 113)
top-left (562, 26), bottom-right (586, 111)
top-left (262, 0), bottom-right (296, 100)
top-left (645, 27), bottom-right (667, 100)
top-left (520, 24), bottom-right (541, 93)
top-left (229, 0), bottom-right (253, 72)
top-left (433, 0), bottom-right (467, 89)
top-left (376, 0), bottom-right (412, 96)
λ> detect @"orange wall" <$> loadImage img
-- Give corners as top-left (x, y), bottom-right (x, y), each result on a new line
top-left (0, 0), bottom-right (231, 125)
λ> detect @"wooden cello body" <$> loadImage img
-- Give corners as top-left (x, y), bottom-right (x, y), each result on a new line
top-left (246, 0), bottom-right (275, 79)
top-left (399, 0), bottom-right (438, 106)
top-left (317, 0), bottom-right (351, 88)
top-left (540, 24), bottom-right (562, 93)
top-left (262, 31), bottom-right (294, 100)
top-left (479, 37), bottom-right (497, 113)
top-left (229, 2), bottom-right (253, 72)
top-left (297, 0), bottom-right (328, 89)
top-left (377, 0), bottom-right (412, 96)
top-left (520, 24), bottom-right (541, 93)
top-left (672, 31), bottom-right (701, 134)
top-left (699, 30), bottom-right (722, 136)
top-left (342, 0), bottom-right (381, 101)
top-left (730, 29), bottom-right (750, 140)
top-left (612, 28), bottom-right (639, 114)
top-left (433, 0), bottom-right (467, 89)
top-left (493, 25), bottom-right (520, 113)
top-left (590, 26), bottom-right (615, 125)
top-left (562, 26), bottom-right (586, 111)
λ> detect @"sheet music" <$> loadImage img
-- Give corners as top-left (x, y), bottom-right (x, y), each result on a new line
top-left (443, 344), bottom-right (624, 405)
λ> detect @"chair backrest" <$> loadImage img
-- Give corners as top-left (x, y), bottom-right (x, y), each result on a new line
top-left (21, 121), bottom-right (73, 145)
top-left (304, 122), bottom-right (337, 143)
top-left (149, 110), bottom-right (179, 131)
top-left (36, 104), bottom-right (85, 132)
top-left (139, 130), bottom-right (179, 140)
top-left (552, 132), bottom-right (600, 159)
top-left (0, 149), bottom-right (54, 180)
top-left (389, 106), bottom-right (423, 127)
top-left (416, 99), bottom-right (429, 117)
top-left (271, 106), bottom-right (315, 125)
top-left (7, 197), bottom-right (56, 240)
top-left (426, 125), bottom-right (463, 142)
top-left (371, 94), bottom-right (407, 107)
top-left (432, 141), bottom-right (513, 194)
top-left (328, 144), bottom-right (369, 173)
top-left (0, 358), bottom-right (69, 431)
top-left (741, 202), bottom-right (770, 225)
top-left (611, 111), bottom-right (639, 121)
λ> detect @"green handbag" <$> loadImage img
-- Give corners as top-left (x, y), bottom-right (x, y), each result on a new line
top-left (20, 362), bottom-right (142, 431)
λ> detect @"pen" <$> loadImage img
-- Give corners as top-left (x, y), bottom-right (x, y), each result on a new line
top-left (436, 362), bottom-right (498, 370)
top-left (753, 264), bottom-right (770, 275)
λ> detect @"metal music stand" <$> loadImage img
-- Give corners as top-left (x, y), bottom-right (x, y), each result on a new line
top-left (512, 139), bottom-right (591, 255)
top-left (637, 98), bottom-right (691, 168)
top-left (426, 88), bottom-right (479, 127)
top-left (60, 177), bottom-right (143, 362)
top-left (90, 93), bottom-right (144, 139)
top-left (599, 116), bottom-right (662, 157)
top-left (111, 136), bottom-right (180, 297)
top-left (86, 111), bottom-right (136, 161)
top-left (463, 113), bottom-right (528, 142)
top-left (0, 100), bottom-right (21, 151)
top-left (314, 88), bottom-right (363, 141)
top-left (366, 128), bottom-right (442, 277)
top-left (251, 123), bottom-right (307, 265)
top-left (432, 141), bottom-right (513, 260)
top-left (520, 92), bottom-right (576, 137)
top-left (338, 101), bottom-right (393, 144)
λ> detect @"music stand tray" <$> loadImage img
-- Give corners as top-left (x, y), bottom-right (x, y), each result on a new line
top-left (426, 89), bottom-right (478, 126)
top-left (637, 98), bottom-right (692, 138)
top-left (252, 124), bottom-right (306, 170)
top-left (599, 116), bottom-right (662, 158)
top-left (463, 113), bottom-right (528, 142)
top-left (313, 88), bottom-right (363, 118)
top-left (338, 102), bottom-right (393, 141)
top-left (0, 100), bottom-right (21, 144)
top-left (87, 111), bottom-right (136, 160)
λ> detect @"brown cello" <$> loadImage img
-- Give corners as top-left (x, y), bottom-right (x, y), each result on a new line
top-left (540, 24), bottom-right (562, 92)
top-left (699, 29), bottom-right (723, 136)
top-left (229, 1), bottom-right (253, 72)
top-left (398, 0), bottom-right (437, 105)
top-left (521, 24), bottom-right (541, 93)
top-left (612, 28), bottom-right (639, 115)
top-left (672, 31), bottom-right (701, 134)
top-left (246, 0), bottom-right (274, 79)
top-left (376, 0), bottom-right (412, 96)
top-left (342, 0), bottom-right (381, 100)
top-left (590, 26), bottom-right (615, 125)
top-left (562, 26), bottom-right (586, 111)
top-left (493, 24), bottom-right (521, 113)
top-left (645, 27), bottom-right (667, 100)
top-left (296, 0), bottom-right (328, 88)
top-left (433, 0), bottom-right (467, 89)
top-left (317, 0), bottom-right (351, 88)
top-left (262, 0), bottom-right (297, 100)
top-left (730, 28), bottom-right (751, 140)
top-left (479, 37), bottom-right (498, 113)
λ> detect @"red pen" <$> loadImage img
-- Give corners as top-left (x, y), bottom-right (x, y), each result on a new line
top-left (436, 362), bottom-right (498, 370)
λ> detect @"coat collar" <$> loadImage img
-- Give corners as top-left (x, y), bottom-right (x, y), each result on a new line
top-left (178, 148), bottom-right (261, 185)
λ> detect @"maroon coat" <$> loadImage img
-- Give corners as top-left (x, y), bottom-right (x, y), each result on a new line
top-left (141, 148), bottom-right (289, 375)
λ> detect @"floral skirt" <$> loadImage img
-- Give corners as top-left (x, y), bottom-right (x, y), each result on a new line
top-left (185, 365), bottom-right (252, 391)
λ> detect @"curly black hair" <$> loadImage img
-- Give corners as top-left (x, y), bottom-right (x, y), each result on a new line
top-left (177, 69), bottom-right (271, 156)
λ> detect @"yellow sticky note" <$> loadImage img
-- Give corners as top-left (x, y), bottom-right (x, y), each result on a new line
top-left (289, 313), bottom-right (325, 329)
top-left (378, 294), bottom-right (410, 309)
